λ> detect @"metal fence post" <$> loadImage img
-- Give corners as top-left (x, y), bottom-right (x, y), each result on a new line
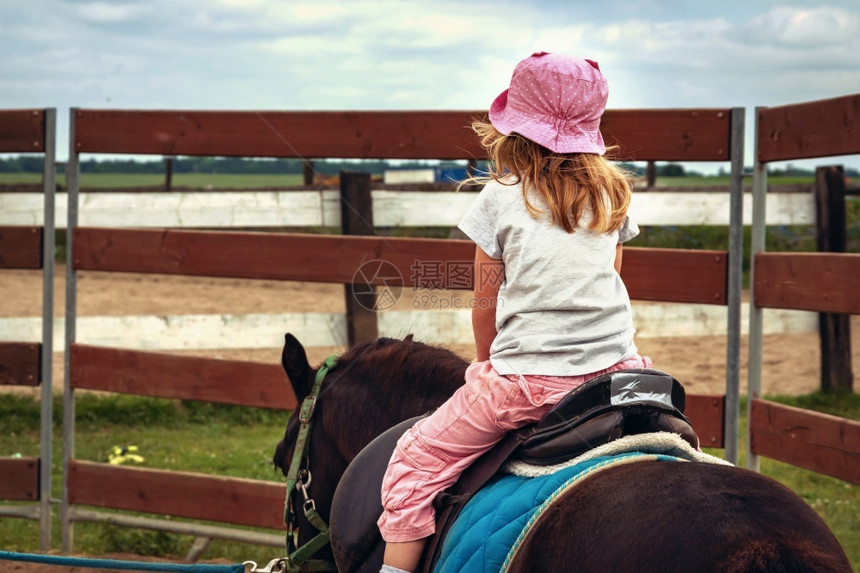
top-left (723, 107), bottom-right (745, 465)
top-left (746, 107), bottom-right (768, 472)
top-left (61, 108), bottom-right (80, 552)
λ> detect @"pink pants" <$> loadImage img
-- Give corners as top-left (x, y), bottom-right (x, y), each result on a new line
top-left (377, 355), bottom-right (652, 542)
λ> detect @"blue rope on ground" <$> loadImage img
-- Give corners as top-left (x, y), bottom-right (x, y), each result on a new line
top-left (0, 551), bottom-right (245, 572)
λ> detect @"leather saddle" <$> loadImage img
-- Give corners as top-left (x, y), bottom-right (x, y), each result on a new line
top-left (328, 368), bottom-right (698, 573)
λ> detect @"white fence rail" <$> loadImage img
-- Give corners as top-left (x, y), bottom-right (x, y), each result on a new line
top-left (3, 190), bottom-right (815, 228)
top-left (1, 304), bottom-right (816, 349)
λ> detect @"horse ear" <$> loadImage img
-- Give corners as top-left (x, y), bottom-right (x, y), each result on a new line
top-left (282, 332), bottom-right (313, 402)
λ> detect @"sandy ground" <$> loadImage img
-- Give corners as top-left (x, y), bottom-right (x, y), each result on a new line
top-left (2, 266), bottom-right (857, 398)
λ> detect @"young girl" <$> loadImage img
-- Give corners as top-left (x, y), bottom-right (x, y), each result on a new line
top-left (378, 51), bottom-right (650, 573)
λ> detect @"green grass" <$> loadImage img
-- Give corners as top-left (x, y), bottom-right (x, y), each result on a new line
top-left (0, 392), bottom-right (857, 567)
top-left (651, 175), bottom-right (817, 187)
top-left (0, 172), bottom-right (817, 189)
top-left (0, 395), bottom-right (289, 562)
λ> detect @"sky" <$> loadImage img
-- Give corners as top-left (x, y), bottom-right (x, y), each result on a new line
top-left (2, 0), bottom-right (859, 172)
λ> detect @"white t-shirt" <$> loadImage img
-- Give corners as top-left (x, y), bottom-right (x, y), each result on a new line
top-left (458, 179), bottom-right (639, 376)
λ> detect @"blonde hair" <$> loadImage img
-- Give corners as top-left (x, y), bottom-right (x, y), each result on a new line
top-left (468, 120), bottom-right (631, 234)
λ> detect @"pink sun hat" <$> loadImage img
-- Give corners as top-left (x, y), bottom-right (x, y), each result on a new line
top-left (489, 51), bottom-right (609, 154)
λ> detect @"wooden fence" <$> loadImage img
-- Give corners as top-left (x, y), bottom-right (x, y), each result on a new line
top-left (747, 93), bottom-right (860, 483)
top-left (58, 107), bottom-right (744, 551)
top-left (1, 97), bottom-right (856, 556)
top-left (0, 108), bottom-right (56, 549)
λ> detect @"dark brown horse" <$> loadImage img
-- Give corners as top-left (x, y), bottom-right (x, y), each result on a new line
top-left (273, 333), bottom-right (850, 572)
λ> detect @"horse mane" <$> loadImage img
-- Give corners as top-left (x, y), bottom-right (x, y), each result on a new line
top-left (320, 336), bottom-right (468, 459)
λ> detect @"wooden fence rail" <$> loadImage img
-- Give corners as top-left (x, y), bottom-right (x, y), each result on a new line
top-left (67, 461), bottom-right (285, 531)
top-left (0, 225), bottom-right (42, 268)
top-left (753, 253), bottom-right (860, 314)
top-left (756, 93), bottom-right (860, 163)
top-left (0, 458), bottom-right (40, 502)
top-left (750, 399), bottom-right (859, 483)
top-left (0, 109), bottom-right (47, 152)
top-left (72, 108), bottom-right (732, 161)
top-left (71, 228), bottom-right (728, 305)
top-left (70, 344), bottom-right (289, 409)
top-left (0, 342), bottom-right (40, 387)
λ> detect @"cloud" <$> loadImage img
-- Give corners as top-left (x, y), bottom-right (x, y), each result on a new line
top-left (0, 0), bottom-right (858, 167)
top-left (540, 5), bottom-right (860, 109)
top-left (746, 6), bottom-right (860, 48)
top-left (77, 2), bottom-right (149, 23)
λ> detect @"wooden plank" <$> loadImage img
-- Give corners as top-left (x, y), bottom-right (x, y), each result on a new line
top-left (0, 457), bottom-right (39, 501)
top-left (0, 342), bottom-right (41, 386)
top-left (621, 247), bottom-right (727, 305)
top-left (750, 399), bottom-right (860, 483)
top-left (602, 108), bottom-right (731, 161)
top-left (0, 226), bottom-right (42, 269)
top-left (73, 228), bottom-right (729, 305)
top-left (685, 394), bottom-right (725, 449)
top-left (70, 344), bottom-right (294, 410)
top-left (753, 253), bottom-right (860, 314)
top-left (0, 109), bottom-right (45, 152)
top-left (72, 227), bottom-right (475, 284)
top-left (74, 109), bottom-right (487, 159)
top-left (67, 460), bottom-right (285, 529)
top-left (757, 94), bottom-right (860, 163)
top-left (72, 108), bottom-right (732, 162)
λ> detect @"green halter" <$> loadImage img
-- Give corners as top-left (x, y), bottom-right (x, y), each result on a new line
top-left (282, 354), bottom-right (339, 572)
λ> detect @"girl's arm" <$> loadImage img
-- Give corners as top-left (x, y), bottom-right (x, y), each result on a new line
top-left (472, 246), bottom-right (504, 362)
top-left (614, 244), bottom-right (623, 274)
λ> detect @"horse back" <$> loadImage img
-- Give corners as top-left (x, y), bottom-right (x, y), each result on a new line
top-left (505, 460), bottom-right (851, 573)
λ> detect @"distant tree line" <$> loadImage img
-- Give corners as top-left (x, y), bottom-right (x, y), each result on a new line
top-left (0, 155), bottom-right (47, 173)
top-left (1, 155), bottom-right (857, 178)
top-left (0, 156), bottom-right (466, 176)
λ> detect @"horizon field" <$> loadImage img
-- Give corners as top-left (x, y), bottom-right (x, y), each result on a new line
top-left (0, 172), bottom-right (819, 189)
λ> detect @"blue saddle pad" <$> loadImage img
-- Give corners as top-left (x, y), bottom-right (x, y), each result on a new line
top-left (434, 452), bottom-right (680, 573)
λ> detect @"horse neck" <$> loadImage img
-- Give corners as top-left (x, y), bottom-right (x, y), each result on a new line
top-left (312, 337), bottom-right (469, 468)
top-left (323, 366), bottom-right (466, 463)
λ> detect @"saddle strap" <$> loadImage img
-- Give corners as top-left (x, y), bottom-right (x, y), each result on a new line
top-left (422, 426), bottom-right (534, 573)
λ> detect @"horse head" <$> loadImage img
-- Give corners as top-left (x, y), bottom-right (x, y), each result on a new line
top-left (272, 333), bottom-right (347, 561)
top-left (272, 332), bottom-right (468, 554)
